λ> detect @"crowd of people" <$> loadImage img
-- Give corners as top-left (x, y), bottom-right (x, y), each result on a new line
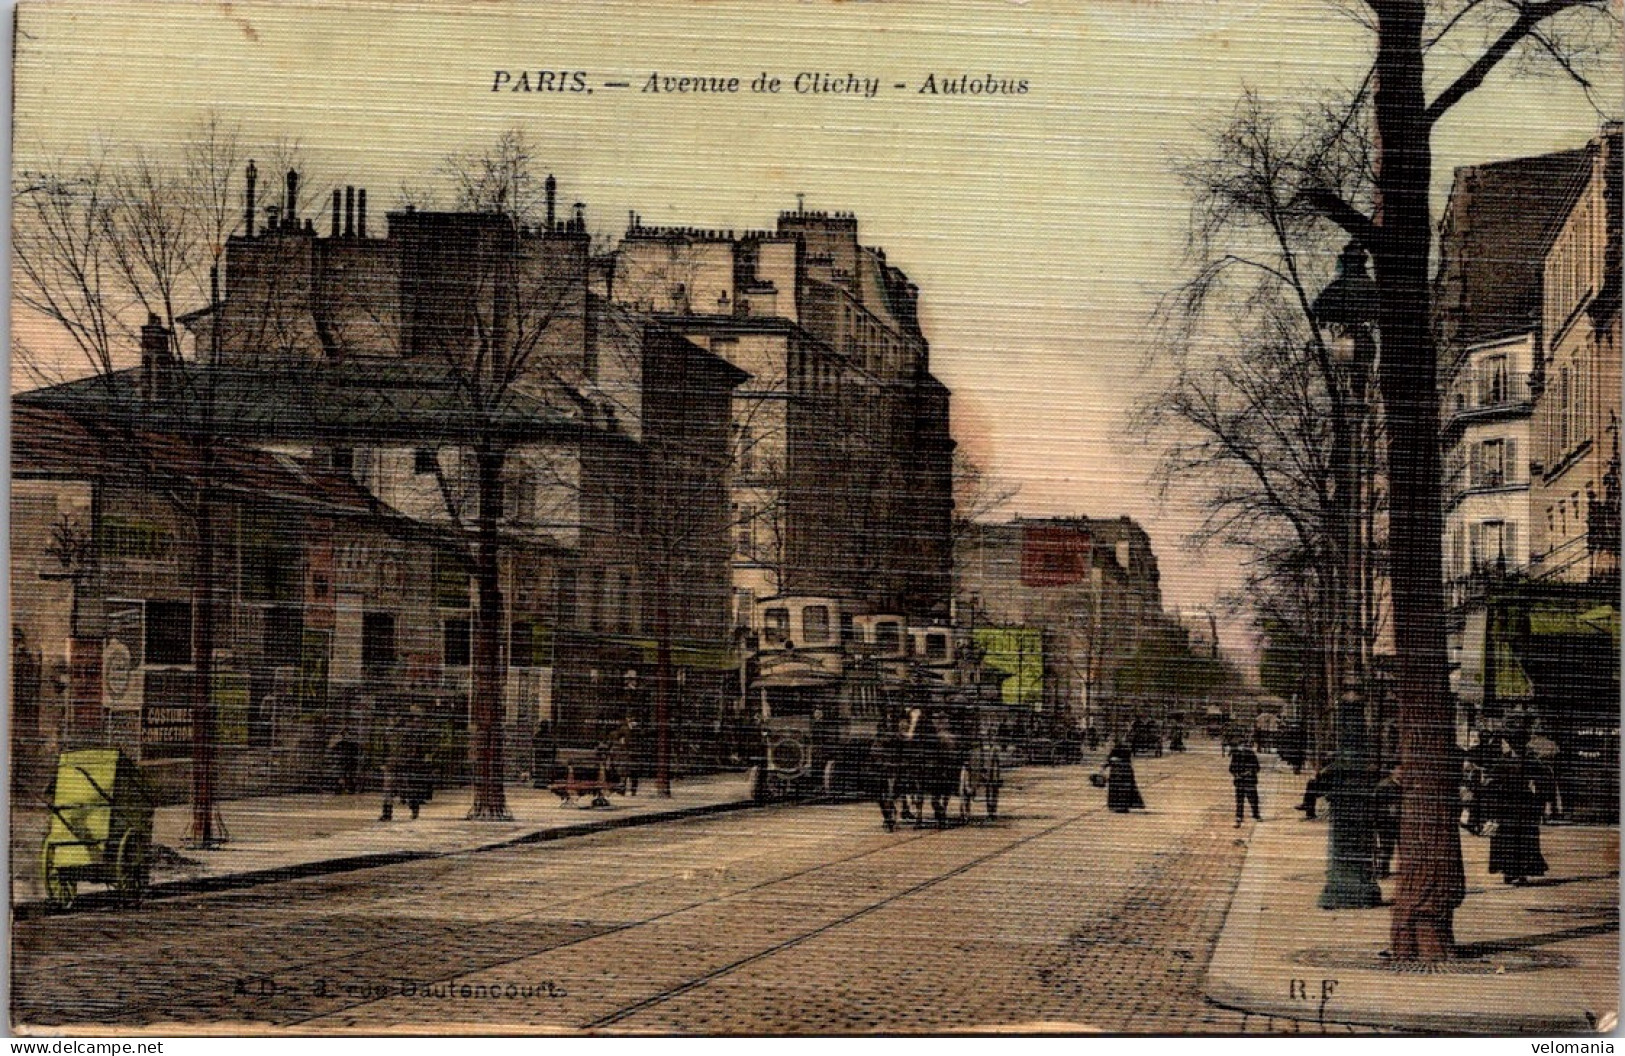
top-left (1082, 712), bottom-right (1562, 887)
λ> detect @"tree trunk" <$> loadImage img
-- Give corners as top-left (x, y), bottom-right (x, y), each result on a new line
top-left (189, 480), bottom-right (219, 847)
top-left (469, 442), bottom-right (512, 820)
top-left (654, 566), bottom-right (674, 797)
top-left (1373, 0), bottom-right (1464, 961)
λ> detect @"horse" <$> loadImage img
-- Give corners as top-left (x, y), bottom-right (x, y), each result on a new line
top-left (869, 726), bottom-right (906, 832)
top-left (903, 712), bottom-right (963, 829)
top-left (959, 738), bottom-right (1002, 822)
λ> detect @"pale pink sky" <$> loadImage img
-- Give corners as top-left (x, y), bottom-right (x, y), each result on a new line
top-left (12, 0), bottom-right (1619, 660)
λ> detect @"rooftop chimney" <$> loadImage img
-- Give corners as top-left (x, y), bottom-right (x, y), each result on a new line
top-left (331, 190), bottom-right (341, 237)
top-left (344, 186), bottom-right (355, 237)
top-left (140, 313), bottom-right (175, 402)
top-left (357, 189), bottom-right (367, 238)
top-left (284, 169), bottom-right (299, 229)
top-left (244, 160), bottom-right (257, 237)
top-left (573, 202), bottom-right (585, 232)
top-left (546, 174), bottom-right (557, 232)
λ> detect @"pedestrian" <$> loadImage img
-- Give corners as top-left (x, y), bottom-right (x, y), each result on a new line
top-left (1229, 736), bottom-right (1262, 827)
top-left (1169, 725), bottom-right (1186, 753)
top-left (531, 720), bottom-right (557, 789)
top-left (378, 713), bottom-right (401, 821)
top-left (330, 734), bottom-right (360, 795)
top-left (1294, 766), bottom-right (1329, 820)
top-left (1086, 726), bottom-right (1100, 753)
top-left (1102, 739), bottom-right (1145, 813)
top-left (394, 703), bottom-right (436, 821)
top-left (1486, 724), bottom-right (1550, 885)
top-left (1374, 767), bottom-right (1402, 878)
top-left (1279, 722), bottom-right (1307, 774)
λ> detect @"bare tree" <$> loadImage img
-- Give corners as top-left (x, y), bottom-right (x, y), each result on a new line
top-left (11, 115), bottom-right (292, 847)
top-left (1297, 0), bottom-right (1618, 961)
top-left (442, 129), bottom-right (551, 224)
top-left (1143, 95), bottom-right (1384, 762)
top-left (13, 154), bottom-right (131, 382)
top-left (951, 449), bottom-right (1020, 546)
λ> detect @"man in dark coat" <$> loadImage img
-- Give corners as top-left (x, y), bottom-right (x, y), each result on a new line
top-left (1229, 737), bottom-right (1262, 826)
top-left (1487, 728), bottom-right (1550, 885)
top-left (396, 704), bottom-right (436, 820)
top-left (1104, 740), bottom-right (1145, 813)
top-left (1374, 768), bottom-right (1402, 878)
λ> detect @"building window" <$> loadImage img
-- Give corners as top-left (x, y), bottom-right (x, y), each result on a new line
top-left (508, 474), bottom-right (535, 523)
top-left (1471, 520), bottom-right (1517, 572)
top-left (734, 588), bottom-right (755, 631)
top-left (589, 568), bottom-right (605, 631)
top-left (1558, 367), bottom-right (1572, 453)
top-left (557, 570), bottom-right (578, 628)
top-left (763, 607), bottom-right (790, 646)
top-left (802, 605), bottom-right (830, 645)
top-left (925, 632), bottom-right (949, 661)
top-left (617, 573), bottom-right (634, 633)
top-left (510, 620), bottom-right (534, 669)
top-left (330, 447), bottom-right (354, 474)
top-left (145, 600), bottom-right (192, 666)
top-left (414, 448), bottom-right (439, 475)
top-left (443, 617), bottom-right (471, 668)
top-left (1478, 356), bottom-right (1508, 406)
top-left (875, 621), bottom-right (902, 655)
top-left (362, 612), bottom-right (396, 673)
top-left (240, 509), bottom-right (301, 603)
top-left (263, 606), bottom-right (303, 667)
top-left (1476, 438), bottom-right (1507, 488)
top-left (433, 552), bottom-right (471, 609)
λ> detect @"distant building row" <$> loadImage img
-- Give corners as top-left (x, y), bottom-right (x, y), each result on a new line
top-left (1433, 123), bottom-right (1619, 818)
top-left (11, 169), bottom-right (954, 799)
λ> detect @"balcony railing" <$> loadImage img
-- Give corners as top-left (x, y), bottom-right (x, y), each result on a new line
top-left (1445, 371), bottom-right (1533, 421)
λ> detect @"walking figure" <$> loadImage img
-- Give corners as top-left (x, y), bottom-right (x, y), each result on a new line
top-left (1102, 740), bottom-right (1145, 813)
top-left (1230, 737), bottom-right (1262, 827)
top-left (1486, 723), bottom-right (1551, 886)
top-left (380, 704), bottom-right (436, 821)
top-left (1374, 768), bottom-right (1402, 878)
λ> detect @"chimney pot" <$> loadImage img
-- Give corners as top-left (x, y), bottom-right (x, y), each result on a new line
top-left (285, 170), bottom-right (299, 229)
top-left (244, 160), bottom-right (258, 238)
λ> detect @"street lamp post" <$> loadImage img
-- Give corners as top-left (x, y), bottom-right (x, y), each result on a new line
top-left (1311, 241), bottom-right (1382, 910)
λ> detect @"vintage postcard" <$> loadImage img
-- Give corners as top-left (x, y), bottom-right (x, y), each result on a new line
top-left (8, 0), bottom-right (1620, 1039)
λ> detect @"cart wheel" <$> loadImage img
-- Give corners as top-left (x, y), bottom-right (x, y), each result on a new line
top-left (42, 850), bottom-right (76, 912)
top-left (114, 830), bottom-right (151, 904)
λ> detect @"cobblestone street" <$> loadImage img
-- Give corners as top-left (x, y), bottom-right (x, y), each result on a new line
top-left (13, 748), bottom-right (1377, 1034)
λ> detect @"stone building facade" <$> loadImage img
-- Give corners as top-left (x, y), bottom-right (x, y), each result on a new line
top-left (13, 168), bottom-right (745, 799)
top-left (605, 207), bottom-right (955, 630)
top-left (954, 516), bottom-right (1169, 734)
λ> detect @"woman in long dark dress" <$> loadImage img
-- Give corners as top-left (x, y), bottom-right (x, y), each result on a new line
top-left (1486, 731), bottom-right (1550, 885)
top-left (1105, 740), bottom-right (1145, 813)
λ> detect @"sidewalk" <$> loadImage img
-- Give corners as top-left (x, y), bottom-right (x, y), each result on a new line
top-left (1206, 763), bottom-right (1619, 1034)
top-left (12, 770), bottom-right (758, 912)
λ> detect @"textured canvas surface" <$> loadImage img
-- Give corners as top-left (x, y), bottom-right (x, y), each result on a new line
top-left (7, 0), bottom-right (1621, 1038)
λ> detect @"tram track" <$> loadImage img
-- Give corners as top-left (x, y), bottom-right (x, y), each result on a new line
top-left (19, 799), bottom-right (945, 1027)
top-left (17, 766), bottom-right (1178, 1031)
top-left (578, 769), bottom-right (1178, 1031)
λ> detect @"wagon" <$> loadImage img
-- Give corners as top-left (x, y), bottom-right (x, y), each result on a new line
top-left (40, 748), bottom-right (155, 910)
